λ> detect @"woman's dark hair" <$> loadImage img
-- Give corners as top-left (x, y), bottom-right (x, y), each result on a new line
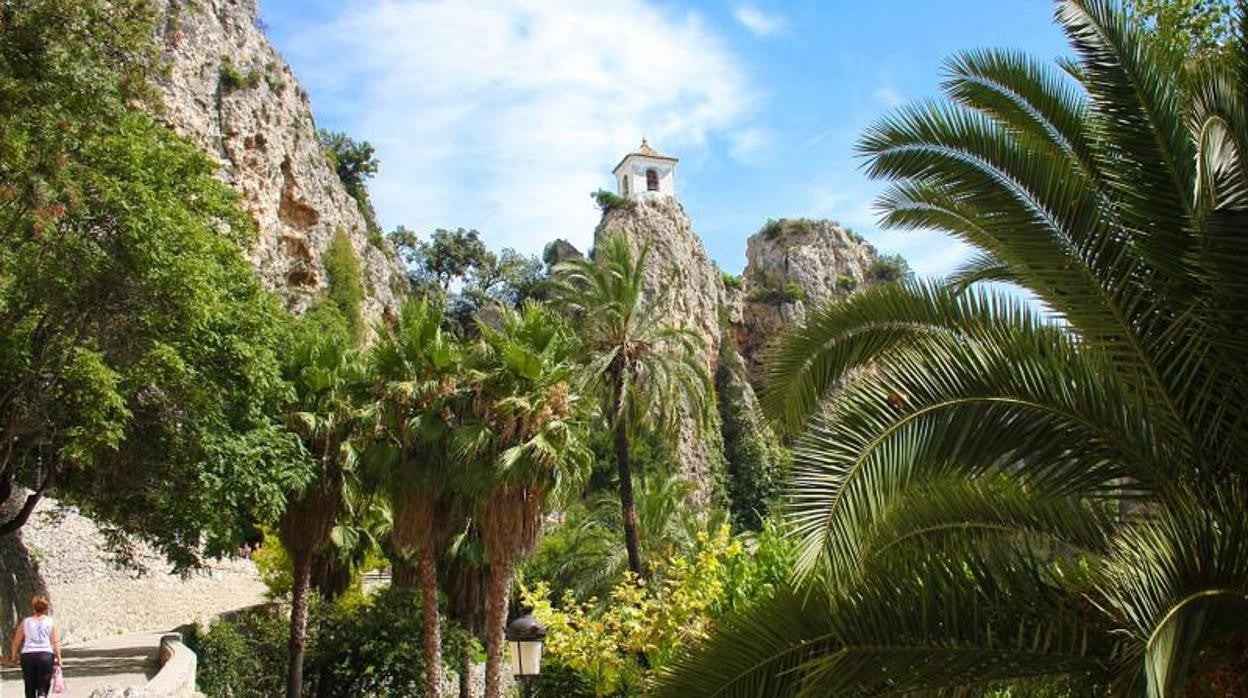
top-left (30, 596), bottom-right (49, 614)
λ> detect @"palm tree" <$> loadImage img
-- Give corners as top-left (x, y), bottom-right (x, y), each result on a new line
top-left (444, 526), bottom-right (490, 698)
top-left (370, 298), bottom-right (464, 698)
top-left (659, 1), bottom-right (1248, 695)
top-left (546, 475), bottom-right (726, 601)
top-left (308, 480), bottom-right (389, 601)
top-left (461, 302), bottom-right (591, 698)
top-left (278, 330), bottom-right (364, 698)
top-left (553, 235), bottom-right (709, 580)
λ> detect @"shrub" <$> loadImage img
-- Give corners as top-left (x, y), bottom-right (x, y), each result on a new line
top-left (312, 589), bottom-right (432, 697)
top-left (318, 130), bottom-right (379, 203)
top-left (591, 189), bottom-right (634, 212)
top-left (783, 282), bottom-right (807, 302)
top-left (192, 589), bottom-right (456, 697)
top-left (189, 604), bottom-right (290, 698)
top-left (721, 272), bottom-right (743, 290)
top-left (262, 61), bottom-right (285, 92)
top-left (758, 218), bottom-right (814, 242)
top-left (219, 58), bottom-right (260, 90)
top-left (534, 659), bottom-right (610, 697)
top-left (836, 273), bottom-right (857, 292)
top-left (523, 524), bottom-right (791, 696)
top-left (868, 253), bottom-right (912, 283)
top-left (323, 229), bottom-right (365, 340)
top-left (250, 529), bottom-right (292, 599)
top-left (367, 227), bottom-right (391, 256)
top-left (716, 339), bottom-right (787, 530)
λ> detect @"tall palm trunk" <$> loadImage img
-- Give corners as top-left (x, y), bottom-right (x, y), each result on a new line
top-left (458, 644), bottom-right (473, 698)
top-left (482, 557), bottom-right (511, 698)
top-left (419, 545), bottom-right (442, 698)
top-left (612, 415), bottom-right (646, 581)
top-left (287, 548), bottom-right (313, 698)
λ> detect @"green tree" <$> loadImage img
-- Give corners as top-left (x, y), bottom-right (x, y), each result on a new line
top-left (277, 323), bottom-right (364, 698)
top-left (318, 129), bottom-right (379, 201)
top-left (660, 1), bottom-right (1248, 694)
top-left (466, 248), bottom-right (548, 307)
top-left (461, 303), bottom-right (591, 698)
top-left (323, 229), bottom-right (367, 342)
top-left (0, 0), bottom-right (299, 572)
top-left (553, 236), bottom-right (709, 581)
top-left (370, 298), bottom-right (465, 697)
top-left (522, 476), bottom-right (710, 605)
top-left (1128, 0), bottom-right (1233, 57)
top-left (412, 228), bottom-right (493, 291)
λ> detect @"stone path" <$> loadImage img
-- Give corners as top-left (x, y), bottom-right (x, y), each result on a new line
top-left (0, 630), bottom-right (164, 697)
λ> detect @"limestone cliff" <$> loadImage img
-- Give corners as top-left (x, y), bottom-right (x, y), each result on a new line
top-left (733, 219), bottom-right (880, 380)
top-left (594, 198), bottom-right (728, 506)
top-left (151, 0), bottom-right (404, 320)
top-left (592, 206), bottom-right (884, 507)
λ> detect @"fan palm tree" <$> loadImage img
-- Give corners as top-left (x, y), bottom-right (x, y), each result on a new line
top-left (460, 302), bottom-right (591, 698)
top-left (309, 479), bottom-right (390, 601)
top-left (553, 235), bottom-right (709, 580)
top-left (658, 1), bottom-right (1248, 695)
top-left (370, 298), bottom-right (464, 698)
top-left (278, 329), bottom-right (365, 698)
top-left (543, 475), bottom-right (726, 601)
top-left (444, 525), bottom-right (490, 698)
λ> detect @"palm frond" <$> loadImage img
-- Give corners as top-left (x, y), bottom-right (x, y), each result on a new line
top-left (1098, 485), bottom-right (1248, 696)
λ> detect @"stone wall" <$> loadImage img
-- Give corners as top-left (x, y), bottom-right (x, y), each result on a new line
top-left (3, 497), bottom-right (265, 645)
top-left (88, 634), bottom-right (198, 698)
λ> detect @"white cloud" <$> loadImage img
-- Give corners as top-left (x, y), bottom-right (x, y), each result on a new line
top-left (732, 5), bottom-right (786, 37)
top-left (728, 127), bottom-right (770, 163)
top-left (871, 84), bottom-right (905, 109)
top-left (280, 0), bottom-right (757, 254)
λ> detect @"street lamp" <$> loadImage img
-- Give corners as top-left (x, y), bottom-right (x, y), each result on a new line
top-left (506, 613), bottom-right (547, 698)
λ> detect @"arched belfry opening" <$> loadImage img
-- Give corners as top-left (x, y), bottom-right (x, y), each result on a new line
top-left (612, 138), bottom-right (678, 201)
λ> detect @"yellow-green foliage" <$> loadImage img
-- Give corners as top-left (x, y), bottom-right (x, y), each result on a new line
top-left (323, 229), bottom-right (365, 340)
top-left (522, 525), bottom-right (745, 696)
top-left (251, 530), bottom-right (293, 600)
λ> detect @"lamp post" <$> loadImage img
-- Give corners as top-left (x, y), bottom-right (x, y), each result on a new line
top-left (505, 613), bottom-right (547, 698)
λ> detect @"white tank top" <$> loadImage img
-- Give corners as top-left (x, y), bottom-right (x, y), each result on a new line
top-left (21, 615), bottom-right (54, 654)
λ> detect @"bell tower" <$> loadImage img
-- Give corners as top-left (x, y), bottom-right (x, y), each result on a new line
top-left (612, 138), bottom-right (677, 200)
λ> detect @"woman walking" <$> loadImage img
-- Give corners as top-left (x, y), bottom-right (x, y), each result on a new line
top-left (8, 596), bottom-right (62, 698)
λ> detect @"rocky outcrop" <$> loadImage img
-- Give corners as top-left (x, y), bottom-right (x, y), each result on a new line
top-left (151, 0), bottom-right (404, 320)
top-left (594, 198), bottom-right (728, 506)
top-left (734, 219), bottom-right (880, 380)
top-left (591, 207), bottom-right (884, 505)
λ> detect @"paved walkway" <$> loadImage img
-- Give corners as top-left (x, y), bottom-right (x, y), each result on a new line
top-left (0, 629), bottom-right (164, 697)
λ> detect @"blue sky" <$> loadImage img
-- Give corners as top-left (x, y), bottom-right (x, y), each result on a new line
top-left (260, 1), bottom-right (1070, 277)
